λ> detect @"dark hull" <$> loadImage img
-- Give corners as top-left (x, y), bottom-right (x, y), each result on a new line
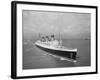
top-left (36, 45), bottom-right (77, 60)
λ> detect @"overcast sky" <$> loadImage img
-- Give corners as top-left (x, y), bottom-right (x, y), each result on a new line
top-left (22, 10), bottom-right (90, 39)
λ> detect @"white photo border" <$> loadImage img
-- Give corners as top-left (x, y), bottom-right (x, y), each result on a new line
top-left (11, 1), bottom-right (98, 79)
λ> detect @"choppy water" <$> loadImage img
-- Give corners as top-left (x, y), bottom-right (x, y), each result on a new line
top-left (23, 39), bottom-right (90, 69)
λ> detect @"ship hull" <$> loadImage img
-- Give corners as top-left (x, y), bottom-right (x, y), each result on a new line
top-left (35, 44), bottom-right (77, 60)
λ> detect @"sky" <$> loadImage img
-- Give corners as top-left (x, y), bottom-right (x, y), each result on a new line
top-left (22, 10), bottom-right (91, 39)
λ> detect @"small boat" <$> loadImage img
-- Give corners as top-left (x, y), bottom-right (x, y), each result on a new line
top-left (35, 34), bottom-right (77, 62)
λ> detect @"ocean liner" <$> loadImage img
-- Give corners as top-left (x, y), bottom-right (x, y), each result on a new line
top-left (35, 34), bottom-right (77, 62)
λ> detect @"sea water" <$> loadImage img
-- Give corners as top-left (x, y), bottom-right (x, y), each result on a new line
top-left (23, 38), bottom-right (90, 69)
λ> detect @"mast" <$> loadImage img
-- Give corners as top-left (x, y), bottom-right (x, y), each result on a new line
top-left (39, 33), bottom-right (41, 39)
top-left (59, 32), bottom-right (61, 41)
top-left (59, 32), bottom-right (62, 46)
